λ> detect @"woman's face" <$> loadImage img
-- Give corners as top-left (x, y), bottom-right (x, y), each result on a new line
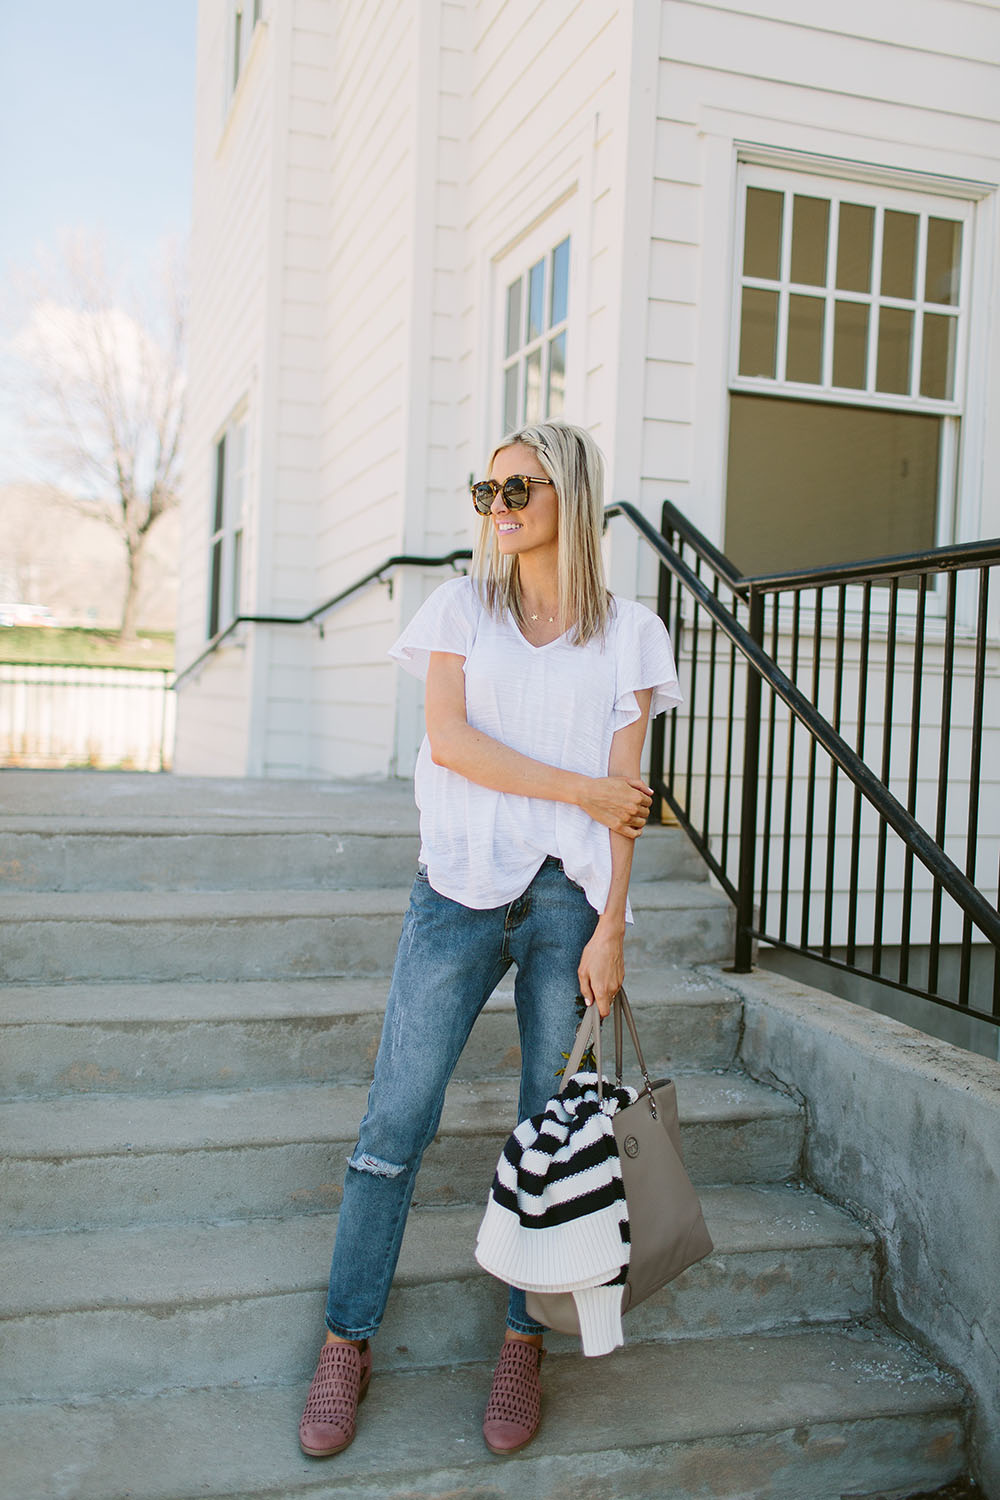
top-left (488, 442), bottom-right (559, 563)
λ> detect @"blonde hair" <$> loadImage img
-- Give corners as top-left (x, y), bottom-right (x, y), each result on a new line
top-left (473, 419), bottom-right (611, 645)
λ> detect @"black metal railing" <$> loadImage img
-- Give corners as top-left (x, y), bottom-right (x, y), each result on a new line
top-left (606, 500), bottom-right (1000, 1027)
top-left (174, 501), bottom-right (998, 1025)
top-left (172, 549), bottom-right (473, 691)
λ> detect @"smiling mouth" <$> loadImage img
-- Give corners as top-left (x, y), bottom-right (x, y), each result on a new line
top-left (497, 522), bottom-right (523, 533)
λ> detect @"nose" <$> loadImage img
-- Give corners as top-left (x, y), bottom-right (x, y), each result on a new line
top-left (490, 490), bottom-right (509, 516)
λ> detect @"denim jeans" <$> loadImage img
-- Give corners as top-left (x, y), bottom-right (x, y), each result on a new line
top-left (324, 854), bottom-right (599, 1339)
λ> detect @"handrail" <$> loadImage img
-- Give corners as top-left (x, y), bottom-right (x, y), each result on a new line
top-left (605, 500), bottom-right (1000, 958)
top-left (658, 498), bottom-right (1000, 595)
top-left (744, 535), bottom-right (1000, 594)
top-left (172, 547), bottom-right (473, 691)
top-left (658, 500), bottom-right (746, 593)
top-left (171, 494), bottom-right (997, 1019)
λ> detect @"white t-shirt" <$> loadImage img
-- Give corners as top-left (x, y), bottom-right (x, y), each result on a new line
top-left (389, 575), bottom-right (683, 917)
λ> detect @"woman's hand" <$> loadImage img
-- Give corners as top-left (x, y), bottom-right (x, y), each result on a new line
top-left (578, 922), bottom-right (625, 1019)
top-left (577, 776), bottom-right (653, 838)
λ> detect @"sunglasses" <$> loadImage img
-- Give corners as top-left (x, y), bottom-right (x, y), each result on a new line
top-left (470, 474), bottom-right (555, 516)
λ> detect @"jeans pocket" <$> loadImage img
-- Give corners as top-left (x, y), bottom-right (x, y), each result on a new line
top-left (414, 864), bottom-right (430, 883)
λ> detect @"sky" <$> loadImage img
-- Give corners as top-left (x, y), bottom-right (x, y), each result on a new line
top-left (0, 1), bottom-right (198, 285)
top-left (0, 2), bottom-right (198, 482)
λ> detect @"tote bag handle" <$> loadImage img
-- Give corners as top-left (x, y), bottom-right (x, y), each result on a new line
top-left (559, 1000), bottom-right (605, 1098)
top-left (559, 988), bottom-right (661, 1118)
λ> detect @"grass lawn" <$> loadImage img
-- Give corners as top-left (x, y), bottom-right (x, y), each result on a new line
top-left (0, 628), bottom-right (175, 670)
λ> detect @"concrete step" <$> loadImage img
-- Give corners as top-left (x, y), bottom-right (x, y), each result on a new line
top-left (0, 1326), bottom-right (967, 1500)
top-left (0, 769), bottom-right (706, 890)
top-left (0, 1071), bottom-right (803, 1231)
top-left (0, 1186), bottom-right (875, 1401)
top-left (0, 770), bottom-right (421, 822)
top-left (0, 880), bottom-right (735, 984)
top-left (0, 967), bottom-right (742, 1097)
top-left (0, 816), bottom-right (701, 891)
top-left (0, 821), bottom-right (422, 892)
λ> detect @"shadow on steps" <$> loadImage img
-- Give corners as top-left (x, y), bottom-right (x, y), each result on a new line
top-left (904, 1479), bottom-right (986, 1499)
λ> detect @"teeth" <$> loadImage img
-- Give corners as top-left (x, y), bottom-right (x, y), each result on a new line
top-left (498, 523), bottom-right (522, 532)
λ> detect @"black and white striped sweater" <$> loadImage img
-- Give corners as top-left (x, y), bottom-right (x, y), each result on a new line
top-left (475, 1071), bottom-right (636, 1356)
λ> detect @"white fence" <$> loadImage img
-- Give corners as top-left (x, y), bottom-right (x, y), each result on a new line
top-left (0, 662), bottom-right (176, 772)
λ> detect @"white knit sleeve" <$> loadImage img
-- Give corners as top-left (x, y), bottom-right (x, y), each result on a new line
top-left (388, 575), bottom-right (480, 680)
top-left (612, 601), bottom-right (683, 731)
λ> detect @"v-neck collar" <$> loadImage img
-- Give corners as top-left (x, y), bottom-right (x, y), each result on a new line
top-left (507, 613), bottom-right (570, 652)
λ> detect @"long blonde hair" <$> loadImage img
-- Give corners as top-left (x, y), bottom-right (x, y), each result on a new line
top-left (473, 419), bottom-right (611, 645)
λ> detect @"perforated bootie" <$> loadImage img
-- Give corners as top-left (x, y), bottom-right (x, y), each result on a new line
top-left (298, 1339), bottom-right (372, 1457)
top-left (482, 1338), bottom-right (545, 1454)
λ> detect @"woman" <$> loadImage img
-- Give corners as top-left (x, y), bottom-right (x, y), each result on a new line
top-left (298, 419), bottom-right (681, 1459)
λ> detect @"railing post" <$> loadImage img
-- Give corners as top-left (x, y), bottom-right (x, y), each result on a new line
top-left (733, 587), bottom-right (764, 972)
top-left (648, 504), bottom-right (674, 823)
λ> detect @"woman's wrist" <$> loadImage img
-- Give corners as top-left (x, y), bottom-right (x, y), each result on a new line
top-left (595, 908), bottom-right (626, 938)
top-left (565, 771), bottom-right (589, 807)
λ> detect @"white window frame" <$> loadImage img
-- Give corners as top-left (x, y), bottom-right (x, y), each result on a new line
top-left (492, 213), bottom-right (577, 440)
top-left (729, 165), bottom-right (974, 560)
top-left (207, 407), bottom-right (248, 640)
top-left (731, 168), bottom-right (972, 414)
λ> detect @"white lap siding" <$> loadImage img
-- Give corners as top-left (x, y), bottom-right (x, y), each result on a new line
top-left (178, 0), bottom-right (1000, 794)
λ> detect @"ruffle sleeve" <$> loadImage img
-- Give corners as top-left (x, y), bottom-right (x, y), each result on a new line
top-left (388, 574), bottom-right (481, 680)
top-left (612, 601), bottom-right (683, 731)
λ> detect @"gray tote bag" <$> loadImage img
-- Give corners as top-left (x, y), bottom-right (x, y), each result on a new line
top-left (525, 987), bottom-right (713, 1334)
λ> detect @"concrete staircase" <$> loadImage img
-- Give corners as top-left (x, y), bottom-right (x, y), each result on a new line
top-left (0, 772), bottom-right (970, 1500)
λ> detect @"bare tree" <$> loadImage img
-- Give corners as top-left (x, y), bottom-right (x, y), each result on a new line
top-left (4, 234), bottom-right (186, 641)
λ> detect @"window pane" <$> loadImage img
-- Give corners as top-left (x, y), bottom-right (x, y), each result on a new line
top-left (213, 437), bottom-right (226, 533)
top-left (925, 218), bottom-right (962, 306)
top-left (743, 188), bottom-right (783, 280)
top-left (725, 395), bottom-right (940, 575)
top-left (786, 294), bottom-right (825, 384)
top-left (505, 279), bottom-right (522, 358)
top-left (836, 202), bottom-right (874, 292)
top-left (547, 331), bottom-right (566, 416)
top-left (527, 258), bottom-right (545, 343)
top-left (550, 238), bottom-right (570, 326)
top-left (230, 422), bottom-right (247, 518)
top-left (231, 529), bottom-right (243, 620)
top-left (738, 288), bottom-right (779, 378)
top-left (503, 363), bottom-right (519, 433)
top-left (881, 210), bottom-right (917, 299)
top-left (832, 301), bottom-right (869, 389)
top-left (920, 313), bottom-right (958, 401)
top-left (524, 347), bottom-right (543, 424)
top-left (876, 306), bottom-right (914, 394)
top-left (208, 539), bottom-right (223, 638)
top-left (790, 196), bottom-right (829, 286)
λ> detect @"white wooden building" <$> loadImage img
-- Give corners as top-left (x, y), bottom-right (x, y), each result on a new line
top-left (176, 0), bottom-right (1000, 797)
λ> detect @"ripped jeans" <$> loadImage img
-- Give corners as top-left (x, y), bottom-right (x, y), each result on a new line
top-left (324, 855), bottom-right (599, 1339)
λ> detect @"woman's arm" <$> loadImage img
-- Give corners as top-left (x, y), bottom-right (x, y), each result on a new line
top-left (577, 688), bottom-right (654, 1017)
top-left (424, 651), bottom-right (652, 838)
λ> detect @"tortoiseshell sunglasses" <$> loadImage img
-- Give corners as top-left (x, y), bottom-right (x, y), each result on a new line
top-left (470, 475), bottom-right (555, 516)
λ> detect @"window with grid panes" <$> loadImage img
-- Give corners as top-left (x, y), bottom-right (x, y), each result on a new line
top-left (502, 237), bottom-right (569, 433)
top-left (207, 412), bottom-right (247, 639)
top-left (725, 168), bottom-right (970, 577)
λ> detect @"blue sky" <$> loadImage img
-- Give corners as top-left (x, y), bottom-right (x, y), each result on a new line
top-left (0, 1), bottom-right (198, 283)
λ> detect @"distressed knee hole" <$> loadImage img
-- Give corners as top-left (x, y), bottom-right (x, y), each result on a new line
top-left (349, 1151), bottom-right (405, 1179)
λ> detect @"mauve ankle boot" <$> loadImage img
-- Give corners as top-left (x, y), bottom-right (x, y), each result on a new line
top-left (482, 1340), bottom-right (545, 1455)
top-left (298, 1340), bottom-right (372, 1457)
